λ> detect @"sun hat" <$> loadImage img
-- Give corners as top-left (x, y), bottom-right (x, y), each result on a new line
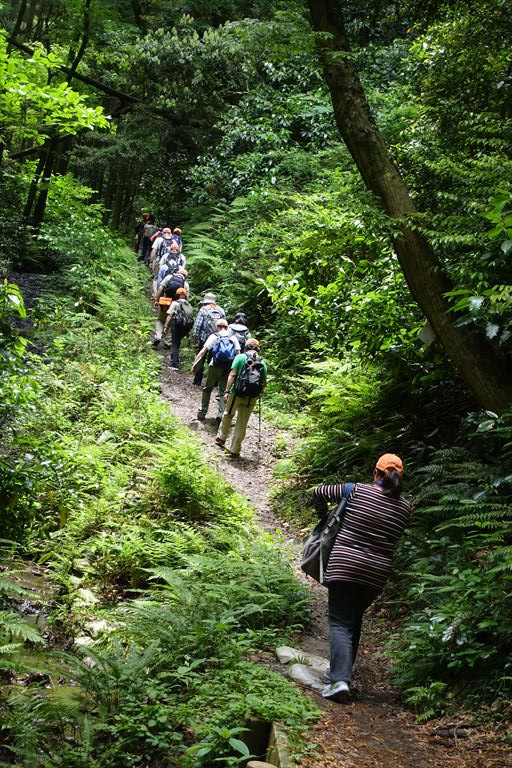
top-left (176, 287), bottom-right (187, 296)
top-left (375, 454), bottom-right (404, 474)
top-left (245, 337), bottom-right (260, 349)
top-left (216, 318), bottom-right (228, 328)
top-left (202, 292), bottom-right (216, 304)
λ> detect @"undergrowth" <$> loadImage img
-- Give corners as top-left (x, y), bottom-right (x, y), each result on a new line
top-left (0, 179), bottom-right (318, 766)
top-left (271, 357), bottom-right (512, 722)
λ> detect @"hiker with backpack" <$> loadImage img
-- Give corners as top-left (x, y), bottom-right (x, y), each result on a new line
top-left (310, 454), bottom-right (410, 702)
top-left (135, 212), bottom-right (149, 256)
top-left (192, 293), bottom-right (226, 386)
top-left (152, 228), bottom-right (185, 267)
top-left (142, 215), bottom-right (157, 265)
top-left (228, 312), bottom-right (251, 352)
top-left (171, 227), bottom-right (183, 251)
top-left (192, 318), bottom-right (240, 425)
top-left (153, 269), bottom-right (190, 346)
top-left (215, 338), bottom-right (267, 458)
top-left (156, 241), bottom-right (186, 289)
top-left (162, 287), bottom-right (194, 369)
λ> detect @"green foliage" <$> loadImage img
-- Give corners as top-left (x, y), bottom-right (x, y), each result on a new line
top-left (0, 33), bottom-right (108, 149)
top-left (0, 280), bottom-right (34, 426)
top-left (0, 173), bottom-right (317, 765)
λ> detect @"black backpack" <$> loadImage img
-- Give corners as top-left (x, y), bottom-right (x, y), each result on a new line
top-left (229, 326), bottom-right (250, 352)
top-left (173, 300), bottom-right (194, 331)
top-left (234, 352), bottom-right (265, 397)
top-left (164, 273), bottom-right (186, 299)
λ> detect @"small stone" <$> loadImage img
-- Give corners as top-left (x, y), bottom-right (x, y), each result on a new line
top-left (74, 635), bottom-right (94, 648)
top-left (84, 619), bottom-right (111, 637)
top-left (287, 663), bottom-right (325, 692)
top-left (74, 588), bottom-right (98, 606)
top-left (247, 762), bottom-right (275, 768)
top-left (276, 645), bottom-right (329, 675)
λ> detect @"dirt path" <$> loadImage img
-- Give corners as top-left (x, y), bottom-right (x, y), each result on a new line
top-left (159, 355), bottom-right (509, 768)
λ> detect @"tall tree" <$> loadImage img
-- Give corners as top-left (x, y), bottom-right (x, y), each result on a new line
top-left (307, 0), bottom-right (512, 413)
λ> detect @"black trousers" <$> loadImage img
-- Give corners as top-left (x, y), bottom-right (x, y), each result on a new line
top-left (169, 327), bottom-right (188, 369)
top-left (327, 581), bottom-right (379, 682)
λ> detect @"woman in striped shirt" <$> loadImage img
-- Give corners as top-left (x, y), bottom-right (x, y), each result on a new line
top-left (313, 454), bottom-right (410, 701)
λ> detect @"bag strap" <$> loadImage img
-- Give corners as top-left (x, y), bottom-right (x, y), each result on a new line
top-left (319, 483), bottom-right (355, 583)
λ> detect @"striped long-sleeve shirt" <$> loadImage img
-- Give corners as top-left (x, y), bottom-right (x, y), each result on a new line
top-left (313, 482), bottom-right (410, 591)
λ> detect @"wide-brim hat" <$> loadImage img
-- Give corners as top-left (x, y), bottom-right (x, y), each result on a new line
top-left (202, 292), bottom-right (216, 304)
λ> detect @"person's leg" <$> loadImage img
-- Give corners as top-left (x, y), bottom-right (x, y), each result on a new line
top-left (327, 582), bottom-right (379, 683)
top-left (169, 328), bottom-right (184, 366)
top-left (143, 237), bottom-right (151, 264)
top-left (218, 394), bottom-right (237, 442)
top-left (198, 365), bottom-right (219, 419)
top-left (216, 369), bottom-right (229, 419)
top-left (351, 585), bottom-right (379, 664)
top-left (154, 308), bottom-right (166, 343)
top-left (229, 396), bottom-right (255, 455)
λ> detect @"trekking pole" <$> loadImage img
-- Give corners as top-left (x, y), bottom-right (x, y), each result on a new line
top-left (258, 396), bottom-right (261, 446)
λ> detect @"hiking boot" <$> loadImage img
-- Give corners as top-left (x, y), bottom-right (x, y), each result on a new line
top-left (321, 681), bottom-right (350, 702)
top-left (215, 416), bottom-right (222, 428)
top-left (152, 337), bottom-right (161, 347)
top-left (197, 412), bottom-right (206, 421)
top-left (227, 452), bottom-right (240, 459)
top-left (215, 437), bottom-right (225, 447)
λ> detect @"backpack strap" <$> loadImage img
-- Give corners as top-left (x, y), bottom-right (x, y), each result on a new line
top-left (342, 482), bottom-right (355, 500)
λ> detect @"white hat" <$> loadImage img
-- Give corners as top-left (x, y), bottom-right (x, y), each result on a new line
top-left (202, 292), bottom-right (216, 304)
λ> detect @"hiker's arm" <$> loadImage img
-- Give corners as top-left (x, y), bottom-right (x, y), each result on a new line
top-left (193, 311), bottom-right (203, 341)
top-left (313, 484), bottom-right (344, 506)
top-left (191, 346), bottom-right (207, 371)
top-left (154, 279), bottom-right (167, 306)
top-left (163, 304), bottom-right (175, 333)
top-left (223, 370), bottom-right (237, 400)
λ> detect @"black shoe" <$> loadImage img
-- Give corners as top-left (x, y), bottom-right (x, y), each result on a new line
top-left (215, 416), bottom-right (222, 428)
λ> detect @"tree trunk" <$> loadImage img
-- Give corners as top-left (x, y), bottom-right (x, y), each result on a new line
top-left (103, 169), bottom-right (115, 224)
top-left (7, 0), bottom-right (27, 53)
top-left (32, 137), bottom-right (58, 231)
top-left (111, 166), bottom-right (124, 230)
top-left (23, 142), bottom-right (48, 222)
top-left (54, 135), bottom-right (74, 176)
top-left (308, 0), bottom-right (512, 413)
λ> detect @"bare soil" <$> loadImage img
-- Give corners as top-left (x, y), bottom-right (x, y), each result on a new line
top-left (160, 351), bottom-right (510, 768)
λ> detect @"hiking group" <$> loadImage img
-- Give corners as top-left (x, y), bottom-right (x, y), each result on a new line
top-left (135, 214), bottom-right (410, 706)
top-left (135, 213), bottom-right (267, 459)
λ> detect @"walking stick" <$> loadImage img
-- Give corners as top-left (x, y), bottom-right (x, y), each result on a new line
top-left (258, 396), bottom-right (261, 446)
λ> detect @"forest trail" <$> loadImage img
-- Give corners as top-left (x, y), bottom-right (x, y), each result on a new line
top-left (159, 354), bottom-right (508, 768)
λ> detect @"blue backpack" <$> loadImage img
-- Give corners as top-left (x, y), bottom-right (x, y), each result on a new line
top-left (211, 334), bottom-right (236, 368)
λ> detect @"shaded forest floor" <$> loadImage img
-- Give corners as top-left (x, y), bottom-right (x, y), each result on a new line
top-left (159, 348), bottom-right (510, 768)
